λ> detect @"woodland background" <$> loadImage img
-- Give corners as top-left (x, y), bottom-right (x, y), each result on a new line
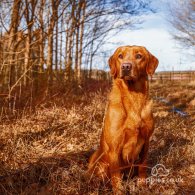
top-left (0, 0), bottom-right (155, 112)
top-left (0, 0), bottom-right (194, 111)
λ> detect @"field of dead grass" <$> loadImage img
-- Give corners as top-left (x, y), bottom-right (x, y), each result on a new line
top-left (0, 80), bottom-right (194, 194)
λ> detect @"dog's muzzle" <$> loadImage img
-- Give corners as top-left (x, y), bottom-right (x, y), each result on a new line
top-left (121, 63), bottom-right (132, 80)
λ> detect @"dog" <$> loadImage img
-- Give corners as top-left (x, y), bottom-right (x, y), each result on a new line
top-left (88, 45), bottom-right (158, 194)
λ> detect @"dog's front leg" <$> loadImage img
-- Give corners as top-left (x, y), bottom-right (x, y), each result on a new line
top-left (122, 128), bottom-right (138, 164)
top-left (138, 139), bottom-right (149, 180)
top-left (138, 115), bottom-right (154, 183)
top-left (108, 151), bottom-right (123, 195)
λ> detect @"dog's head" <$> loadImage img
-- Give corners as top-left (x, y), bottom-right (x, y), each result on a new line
top-left (108, 45), bottom-right (159, 81)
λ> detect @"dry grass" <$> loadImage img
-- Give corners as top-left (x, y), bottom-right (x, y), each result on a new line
top-left (188, 80), bottom-right (195, 87)
top-left (0, 80), bottom-right (195, 194)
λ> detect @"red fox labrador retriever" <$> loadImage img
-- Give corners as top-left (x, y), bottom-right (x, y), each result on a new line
top-left (88, 45), bottom-right (158, 194)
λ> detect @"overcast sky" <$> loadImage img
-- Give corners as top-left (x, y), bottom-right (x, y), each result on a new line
top-left (102, 0), bottom-right (195, 72)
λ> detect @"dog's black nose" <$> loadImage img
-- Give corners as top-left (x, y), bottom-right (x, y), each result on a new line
top-left (122, 63), bottom-right (132, 70)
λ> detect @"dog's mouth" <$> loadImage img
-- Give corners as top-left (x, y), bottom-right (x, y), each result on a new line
top-left (121, 74), bottom-right (137, 81)
top-left (123, 75), bottom-right (134, 80)
top-left (120, 67), bottom-right (137, 81)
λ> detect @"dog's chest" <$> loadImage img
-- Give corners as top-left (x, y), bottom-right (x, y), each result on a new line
top-left (122, 92), bottom-right (145, 115)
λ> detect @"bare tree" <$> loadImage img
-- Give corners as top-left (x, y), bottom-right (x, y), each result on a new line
top-left (0, 0), bottom-right (153, 107)
top-left (8, 0), bottom-right (22, 88)
top-left (23, 0), bottom-right (37, 86)
top-left (169, 0), bottom-right (195, 48)
top-left (38, 0), bottom-right (46, 73)
top-left (64, 0), bottom-right (76, 82)
top-left (76, 0), bottom-right (86, 84)
top-left (46, 0), bottom-right (60, 88)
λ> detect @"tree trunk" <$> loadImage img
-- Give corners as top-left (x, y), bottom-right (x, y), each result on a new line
top-left (24, 34), bottom-right (31, 86)
top-left (75, 24), bottom-right (80, 81)
top-left (55, 12), bottom-right (58, 71)
top-left (59, 15), bottom-right (63, 72)
top-left (39, 0), bottom-right (45, 73)
top-left (74, 0), bottom-right (82, 82)
top-left (8, 0), bottom-right (21, 89)
top-left (46, 0), bottom-right (59, 91)
top-left (89, 39), bottom-right (94, 79)
top-left (64, 0), bottom-right (76, 82)
top-left (47, 28), bottom-right (54, 88)
top-left (77, 0), bottom-right (86, 84)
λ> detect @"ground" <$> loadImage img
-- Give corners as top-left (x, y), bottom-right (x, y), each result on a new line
top-left (0, 80), bottom-right (194, 195)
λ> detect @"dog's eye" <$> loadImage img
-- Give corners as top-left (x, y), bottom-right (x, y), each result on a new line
top-left (136, 54), bottom-right (142, 59)
top-left (118, 54), bottom-right (123, 59)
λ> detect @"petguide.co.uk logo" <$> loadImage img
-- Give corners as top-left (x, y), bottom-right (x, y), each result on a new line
top-left (138, 163), bottom-right (184, 185)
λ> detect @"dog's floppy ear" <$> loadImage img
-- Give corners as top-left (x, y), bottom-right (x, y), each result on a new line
top-left (146, 52), bottom-right (159, 76)
top-left (108, 55), bottom-right (117, 78)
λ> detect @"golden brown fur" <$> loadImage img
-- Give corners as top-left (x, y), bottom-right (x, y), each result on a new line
top-left (88, 45), bottom-right (159, 194)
